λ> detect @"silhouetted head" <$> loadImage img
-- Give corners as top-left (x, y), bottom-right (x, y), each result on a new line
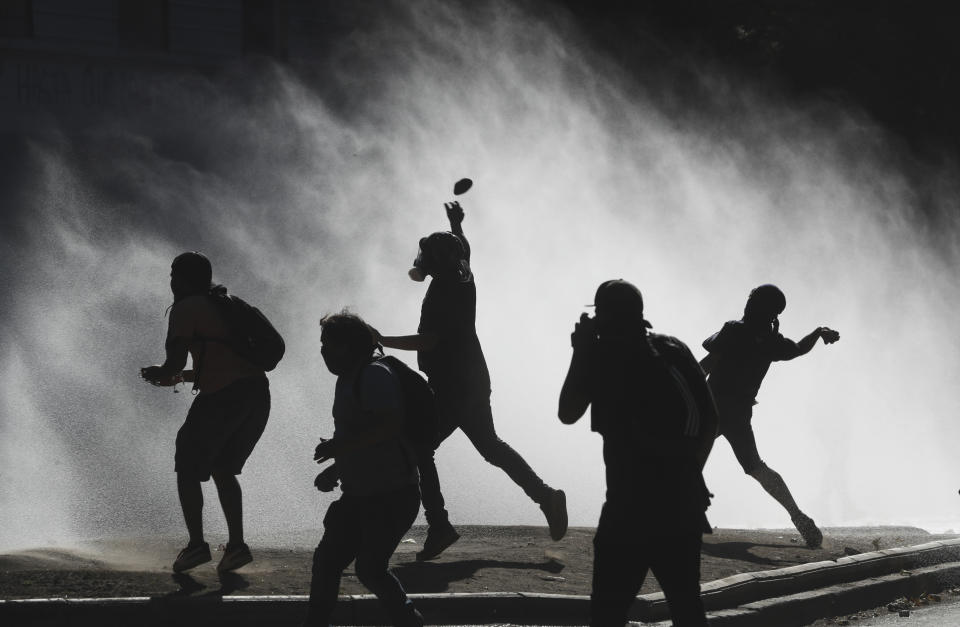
top-left (408, 231), bottom-right (470, 282)
top-left (170, 251), bottom-right (212, 301)
top-left (593, 279), bottom-right (652, 339)
top-left (743, 284), bottom-right (786, 327)
top-left (319, 310), bottom-right (377, 376)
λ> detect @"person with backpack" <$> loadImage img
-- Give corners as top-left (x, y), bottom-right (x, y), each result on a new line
top-left (307, 311), bottom-right (423, 627)
top-left (559, 280), bottom-right (717, 627)
top-left (140, 251), bottom-right (282, 573)
top-left (700, 284), bottom-right (839, 549)
top-left (375, 200), bottom-right (567, 560)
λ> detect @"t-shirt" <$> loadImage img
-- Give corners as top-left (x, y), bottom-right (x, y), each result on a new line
top-left (332, 360), bottom-right (419, 496)
top-left (585, 333), bottom-right (715, 513)
top-left (416, 276), bottom-right (490, 393)
top-left (702, 320), bottom-right (801, 403)
top-left (166, 293), bottom-right (263, 394)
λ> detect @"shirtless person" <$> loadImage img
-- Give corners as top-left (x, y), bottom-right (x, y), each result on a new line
top-left (141, 252), bottom-right (271, 572)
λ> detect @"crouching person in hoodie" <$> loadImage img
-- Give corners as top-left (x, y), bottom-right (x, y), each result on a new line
top-left (304, 311), bottom-right (422, 627)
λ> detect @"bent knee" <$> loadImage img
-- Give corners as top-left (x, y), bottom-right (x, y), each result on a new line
top-left (354, 561), bottom-right (389, 588)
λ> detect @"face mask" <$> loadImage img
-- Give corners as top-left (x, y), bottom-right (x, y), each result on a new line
top-left (409, 241), bottom-right (430, 281)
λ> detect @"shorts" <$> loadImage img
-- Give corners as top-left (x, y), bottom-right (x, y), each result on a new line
top-left (175, 376), bottom-right (270, 481)
top-left (714, 396), bottom-right (763, 474)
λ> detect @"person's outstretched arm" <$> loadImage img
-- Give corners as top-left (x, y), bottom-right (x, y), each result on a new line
top-left (445, 201), bottom-right (471, 262)
top-left (558, 314), bottom-right (596, 424)
top-left (790, 326), bottom-right (840, 359)
top-left (375, 331), bottom-right (439, 352)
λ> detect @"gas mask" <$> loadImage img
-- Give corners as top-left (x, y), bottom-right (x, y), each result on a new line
top-left (408, 233), bottom-right (470, 282)
top-left (408, 238), bottom-right (431, 282)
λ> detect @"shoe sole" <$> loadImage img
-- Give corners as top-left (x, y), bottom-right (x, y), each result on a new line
top-left (793, 516), bottom-right (823, 549)
top-left (217, 552), bottom-right (253, 573)
top-left (173, 554), bottom-right (211, 573)
top-left (547, 490), bottom-right (568, 541)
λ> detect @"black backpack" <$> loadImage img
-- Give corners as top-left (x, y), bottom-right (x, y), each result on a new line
top-left (207, 291), bottom-right (286, 372)
top-left (356, 354), bottom-right (440, 450)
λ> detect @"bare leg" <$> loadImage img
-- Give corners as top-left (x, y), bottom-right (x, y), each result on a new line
top-left (749, 462), bottom-right (801, 517)
top-left (750, 462), bottom-right (822, 547)
top-left (177, 473), bottom-right (205, 545)
top-left (212, 471), bottom-right (243, 546)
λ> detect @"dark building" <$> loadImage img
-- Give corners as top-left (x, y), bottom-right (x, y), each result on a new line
top-left (0, 0), bottom-right (336, 133)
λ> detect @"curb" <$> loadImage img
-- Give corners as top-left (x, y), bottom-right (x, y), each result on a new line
top-left (3, 539), bottom-right (960, 625)
top-left (699, 560), bottom-right (960, 626)
top-left (631, 537), bottom-right (960, 622)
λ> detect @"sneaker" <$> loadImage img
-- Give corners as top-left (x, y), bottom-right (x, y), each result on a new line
top-left (792, 513), bottom-right (823, 549)
top-left (392, 601), bottom-right (424, 627)
top-left (416, 523), bottom-right (460, 561)
top-left (540, 488), bottom-right (568, 541)
top-left (217, 542), bottom-right (253, 572)
top-left (173, 542), bottom-right (211, 573)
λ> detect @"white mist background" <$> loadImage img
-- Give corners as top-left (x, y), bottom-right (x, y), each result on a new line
top-left (2, 1), bottom-right (959, 550)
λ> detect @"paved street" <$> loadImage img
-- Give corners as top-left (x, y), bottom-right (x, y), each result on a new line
top-left (811, 594), bottom-right (960, 626)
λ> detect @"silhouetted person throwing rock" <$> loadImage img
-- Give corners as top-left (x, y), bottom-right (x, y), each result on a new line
top-left (700, 284), bottom-right (839, 549)
top-left (141, 252), bottom-right (281, 574)
top-left (559, 280), bottom-right (717, 627)
top-left (376, 200), bottom-right (567, 560)
top-left (306, 312), bottom-right (422, 627)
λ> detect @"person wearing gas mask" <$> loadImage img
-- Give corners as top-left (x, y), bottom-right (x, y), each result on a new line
top-left (558, 280), bottom-right (717, 627)
top-left (700, 284), bottom-right (840, 549)
top-left (375, 201), bottom-right (567, 561)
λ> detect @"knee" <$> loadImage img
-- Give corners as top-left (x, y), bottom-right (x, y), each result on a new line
top-left (472, 433), bottom-right (507, 462)
top-left (211, 471), bottom-right (240, 489)
top-left (354, 559), bottom-right (386, 589)
top-left (312, 541), bottom-right (342, 578)
top-left (311, 545), bottom-right (326, 574)
top-left (748, 461), bottom-right (777, 480)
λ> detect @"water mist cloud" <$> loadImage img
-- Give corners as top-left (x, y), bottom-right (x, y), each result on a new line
top-left (2, 0), bottom-right (959, 549)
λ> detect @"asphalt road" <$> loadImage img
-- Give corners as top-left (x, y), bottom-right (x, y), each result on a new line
top-left (810, 594), bottom-right (960, 626)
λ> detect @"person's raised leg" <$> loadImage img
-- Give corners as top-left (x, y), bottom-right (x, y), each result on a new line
top-left (459, 401), bottom-right (567, 540)
top-left (415, 445), bottom-right (460, 561)
top-left (749, 462), bottom-right (822, 548)
top-left (726, 423), bottom-right (822, 548)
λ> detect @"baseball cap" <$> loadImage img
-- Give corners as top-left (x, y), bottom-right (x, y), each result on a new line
top-left (589, 279), bottom-right (653, 328)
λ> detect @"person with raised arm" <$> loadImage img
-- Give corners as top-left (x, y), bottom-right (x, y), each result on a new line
top-left (376, 200), bottom-right (567, 560)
